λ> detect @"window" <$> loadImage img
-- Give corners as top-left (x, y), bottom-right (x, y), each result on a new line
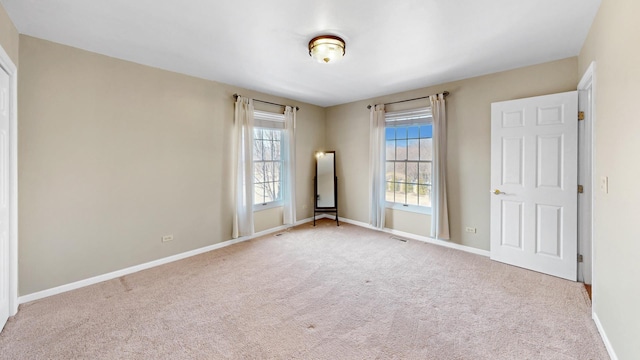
top-left (385, 108), bottom-right (433, 211)
top-left (253, 111), bottom-right (285, 208)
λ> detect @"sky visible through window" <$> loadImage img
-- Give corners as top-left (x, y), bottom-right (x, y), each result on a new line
top-left (385, 125), bottom-right (432, 141)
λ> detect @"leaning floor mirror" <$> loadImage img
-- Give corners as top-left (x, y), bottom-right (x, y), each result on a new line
top-left (313, 151), bottom-right (339, 226)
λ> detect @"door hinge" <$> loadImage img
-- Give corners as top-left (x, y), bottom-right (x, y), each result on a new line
top-left (578, 111), bottom-right (585, 121)
top-left (578, 254), bottom-right (584, 263)
top-left (578, 185), bottom-right (584, 193)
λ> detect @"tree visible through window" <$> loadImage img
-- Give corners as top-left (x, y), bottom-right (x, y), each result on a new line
top-left (253, 128), bottom-right (282, 205)
top-left (385, 124), bottom-right (432, 207)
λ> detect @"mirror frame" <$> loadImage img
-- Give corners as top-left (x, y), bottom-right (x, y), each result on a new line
top-left (313, 151), bottom-right (339, 226)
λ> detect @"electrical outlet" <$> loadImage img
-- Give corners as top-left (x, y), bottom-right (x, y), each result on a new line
top-left (600, 176), bottom-right (609, 194)
top-left (161, 234), bottom-right (174, 243)
top-left (465, 227), bottom-right (477, 234)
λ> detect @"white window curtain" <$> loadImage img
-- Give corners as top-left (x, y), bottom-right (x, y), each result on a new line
top-left (232, 96), bottom-right (255, 239)
top-left (369, 104), bottom-right (386, 230)
top-left (429, 93), bottom-right (450, 240)
top-left (282, 106), bottom-right (297, 225)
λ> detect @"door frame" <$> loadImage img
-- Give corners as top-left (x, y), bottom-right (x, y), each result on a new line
top-left (0, 42), bottom-right (18, 321)
top-left (577, 62), bottom-right (596, 293)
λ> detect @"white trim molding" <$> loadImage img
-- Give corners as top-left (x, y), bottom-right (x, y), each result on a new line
top-left (19, 217), bottom-right (315, 304)
top-left (321, 214), bottom-right (490, 257)
top-left (593, 312), bottom-right (619, 360)
top-left (577, 61), bottom-right (597, 304)
top-left (578, 61), bottom-right (596, 90)
top-left (384, 227), bottom-right (490, 257)
top-left (0, 43), bottom-right (18, 318)
top-left (577, 65), bottom-right (595, 284)
top-left (18, 214), bottom-right (491, 304)
top-left (578, 61), bottom-right (613, 360)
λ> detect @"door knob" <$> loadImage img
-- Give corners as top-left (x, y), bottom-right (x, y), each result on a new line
top-left (492, 189), bottom-right (504, 195)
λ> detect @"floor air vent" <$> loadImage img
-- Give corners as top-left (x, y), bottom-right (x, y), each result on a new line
top-left (390, 236), bottom-right (408, 242)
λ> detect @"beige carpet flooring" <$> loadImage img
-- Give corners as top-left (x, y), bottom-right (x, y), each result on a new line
top-left (0, 219), bottom-right (609, 359)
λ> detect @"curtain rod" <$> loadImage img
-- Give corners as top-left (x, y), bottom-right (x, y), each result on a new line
top-left (233, 94), bottom-right (300, 111)
top-left (366, 91), bottom-right (449, 109)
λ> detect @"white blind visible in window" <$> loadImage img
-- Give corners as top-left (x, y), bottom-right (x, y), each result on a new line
top-left (385, 107), bottom-right (432, 127)
top-left (254, 110), bottom-right (285, 129)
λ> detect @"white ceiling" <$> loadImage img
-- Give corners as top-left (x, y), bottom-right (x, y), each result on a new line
top-left (1, 0), bottom-right (601, 107)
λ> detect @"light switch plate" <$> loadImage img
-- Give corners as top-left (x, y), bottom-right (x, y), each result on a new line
top-left (600, 176), bottom-right (608, 194)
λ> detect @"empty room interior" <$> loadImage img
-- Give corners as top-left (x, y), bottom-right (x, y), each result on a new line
top-left (0, 0), bottom-right (638, 359)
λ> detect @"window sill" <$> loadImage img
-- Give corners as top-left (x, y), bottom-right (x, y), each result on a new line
top-left (253, 201), bottom-right (283, 212)
top-left (386, 202), bottom-right (432, 215)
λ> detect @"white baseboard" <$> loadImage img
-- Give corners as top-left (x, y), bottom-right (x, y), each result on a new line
top-left (19, 217), bottom-right (315, 304)
top-left (17, 213), bottom-right (613, 359)
top-left (294, 216), bottom-right (315, 226)
top-left (592, 312), bottom-right (619, 360)
top-left (328, 215), bottom-right (376, 230)
top-left (383, 228), bottom-right (490, 257)
top-left (321, 214), bottom-right (490, 257)
top-left (18, 214), bottom-right (488, 304)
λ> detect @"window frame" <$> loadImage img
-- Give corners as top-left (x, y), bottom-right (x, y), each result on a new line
top-left (384, 107), bottom-right (433, 215)
top-left (252, 111), bottom-right (285, 211)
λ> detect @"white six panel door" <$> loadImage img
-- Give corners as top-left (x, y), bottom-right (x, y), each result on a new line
top-left (490, 91), bottom-right (578, 281)
top-left (0, 66), bottom-right (9, 330)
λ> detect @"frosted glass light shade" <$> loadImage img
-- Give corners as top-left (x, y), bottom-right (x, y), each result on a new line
top-left (308, 35), bottom-right (345, 64)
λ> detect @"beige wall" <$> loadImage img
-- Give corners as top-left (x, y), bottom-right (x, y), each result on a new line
top-left (296, 105), bottom-right (326, 220)
top-left (0, 1), bottom-right (18, 65)
top-left (254, 207), bottom-right (283, 233)
top-left (18, 35), bottom-right (324, 295)
top-left (326, 58), bottom-right (578, 250)
top-left (579, 0), bottom-right (640, 358)
top-left (385, 208), bottom-right (430, 237)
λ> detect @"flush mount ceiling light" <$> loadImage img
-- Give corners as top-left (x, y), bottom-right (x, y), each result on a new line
top-left (308, 35), bottom-right (346, 64)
